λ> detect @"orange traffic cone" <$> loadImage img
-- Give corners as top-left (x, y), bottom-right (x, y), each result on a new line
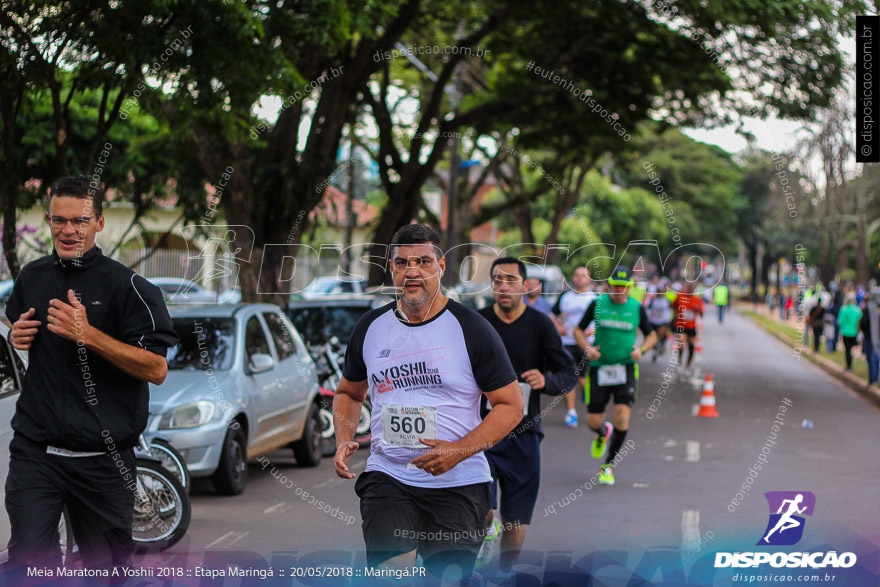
top-left (694, 334), bottom-right (703, 353)
top-left (696, 374), bottom-right (719, 418)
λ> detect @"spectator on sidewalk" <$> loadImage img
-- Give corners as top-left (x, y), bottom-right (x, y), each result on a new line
top-left (837, 294), bottom-right (862, 372)
top-left (802, 286), bottom-right (816, 349)
top-left (806, 294), bottom-right (826, 353)
top-left (826, 282), bottom-right (843, 353)
top-left (860, 291), bottom-right (880, 386)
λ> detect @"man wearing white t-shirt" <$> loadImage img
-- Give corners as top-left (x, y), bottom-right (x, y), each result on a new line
top-left (333, 224), bottom-right (523, 581)
top-left (551, 266), bottom-right (597, 428)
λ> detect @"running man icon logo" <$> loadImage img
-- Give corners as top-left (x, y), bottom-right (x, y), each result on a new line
top-left (758, 491), bottom-right (816, 546)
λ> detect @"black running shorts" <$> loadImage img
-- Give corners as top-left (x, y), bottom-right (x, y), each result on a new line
top-left (486, 432), bottom-right (541, 525)
top-left (586, 363), bottom-right (638, 413)
top-left (354, 471), bottom-right (490, 577)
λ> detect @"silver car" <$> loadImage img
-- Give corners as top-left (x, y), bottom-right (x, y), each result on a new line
top-left (148, 277), bottom-right (218, 305)
top-left (301, 276), bottom-right (366, 298)
top-left (147, 303), bottom-right (321, 495)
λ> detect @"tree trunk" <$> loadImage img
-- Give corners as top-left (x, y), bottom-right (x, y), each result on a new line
top-left (818, 229), bottom-right (833, 285)
top-left (513, 203), bottom-right (534, 244)
top-left (747, 243), bottom-right (758, 298)
top-left (760, 249), bottom-right (773, 296)
top-left (775, 259), bottom-right (782, 294)
top-left (0, 181), bottom-right (19, 279)
top-left (366, 188), bottom-right (422, 286)
top-left (0, 93), bottom-right (21, 278)
top-left (856, 215), bottom-right (869, 285)
top-left (835, 239), bottom-right (848, 283)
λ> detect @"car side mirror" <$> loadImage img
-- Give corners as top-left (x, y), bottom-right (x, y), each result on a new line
top-left (249, 353), bottom-right (275, 374)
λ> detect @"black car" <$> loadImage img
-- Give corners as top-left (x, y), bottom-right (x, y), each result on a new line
top-left (284, 294), bottom-right (393, 350)
top-left (284, 294), bottom-right (390, 452)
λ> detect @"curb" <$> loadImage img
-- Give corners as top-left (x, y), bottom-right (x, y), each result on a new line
top-left (747, 314), bottom-right (880, 408)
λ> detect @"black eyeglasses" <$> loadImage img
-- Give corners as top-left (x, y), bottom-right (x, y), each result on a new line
top-left (47, 215), bottom-right (97, 229)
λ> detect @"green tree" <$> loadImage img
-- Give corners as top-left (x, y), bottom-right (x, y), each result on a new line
top-left (363, 0), bottom-right (863, 284)
top-left (1, 0), bottom-right (192, 275)
top-left (615, 124), bottom-right (741, 250)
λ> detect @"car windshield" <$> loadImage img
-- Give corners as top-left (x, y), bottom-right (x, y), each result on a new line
top-left (166, 318), bottom-right (236, 371)
top-left (286, 306), bottom-right (370, 347)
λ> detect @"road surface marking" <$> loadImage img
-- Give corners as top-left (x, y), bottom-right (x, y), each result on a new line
top-left (224, 531), bottom-right (250, 550)
top-left (685, 441), bottom-right (700, 462)
top-left (691, 404), bottom-right (699, 416)
top-left (663, 439), bottom-right (678, 448)
top-left (682, 509), bottom-right (701, 549)
top-left (206, 531), bottom-right (250, 550)
top-left (663, 455), bottom-right (675, 461)
top-left (264, 502), bottom-right (287, 514)
top-left (205, 532), bottom-right (236, 549)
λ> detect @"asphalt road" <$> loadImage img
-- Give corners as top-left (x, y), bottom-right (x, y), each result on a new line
top-left (141, 307), bottom-right (880, 583)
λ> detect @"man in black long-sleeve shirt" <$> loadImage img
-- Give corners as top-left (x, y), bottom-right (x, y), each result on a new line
top-left (4, 175), bottom-right (178, 576)
top-left (476, 257), bottom-right (576, 576)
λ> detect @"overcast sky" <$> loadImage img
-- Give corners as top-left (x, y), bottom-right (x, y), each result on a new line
top-left (682, 35), bottom-right (856, 157)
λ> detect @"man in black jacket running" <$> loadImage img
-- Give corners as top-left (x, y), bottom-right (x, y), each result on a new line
top-left (4, 175), bottom-right (178, 574)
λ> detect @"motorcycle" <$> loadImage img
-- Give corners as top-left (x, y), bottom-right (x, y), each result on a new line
top-left (56, 433), bottom-right (192, 560)
top-left (309, 336), bottom-right (371, 453)
top-left (131, 433), bottom-right (191, 552)
top-left (138, 432), bottom-right (191, 493)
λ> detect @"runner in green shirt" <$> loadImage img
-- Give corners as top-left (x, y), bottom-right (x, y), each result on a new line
top-left (837, 294), bottom-right (863, 371)
top-left (574, 267), bottom-right (657, 485)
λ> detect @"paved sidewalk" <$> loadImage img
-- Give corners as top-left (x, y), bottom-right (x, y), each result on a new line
top-left (738, 301), bottom-right (880, 407)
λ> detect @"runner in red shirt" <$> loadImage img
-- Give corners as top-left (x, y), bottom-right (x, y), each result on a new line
top-left (672, 282), bottom-right (704, 375)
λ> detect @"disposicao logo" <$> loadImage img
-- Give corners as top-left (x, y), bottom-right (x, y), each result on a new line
top-left (715, 491), bottom-right (857, 569)
top-left (758, 490), bottom-right (815, 546)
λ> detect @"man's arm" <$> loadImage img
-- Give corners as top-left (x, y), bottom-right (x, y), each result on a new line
top-left (629, 306), bottom-right (658, 362)
top-left (550, 294), bottom-right (567, 335)
top-left (48, 290), bottom-right (168, 384)
top-left (334, 377), bottom-right (368, 445)
top-left (333, 376), bottom-right (369, 479)
top-left (573, 300), bottom-right (597, 352)
top-left (410, 380), bottom-right (522, 475)
top-left (536, 315), bottom-right (577, 395)
top-left (84, 328), bottom-right (168, 385)
top-left (333, 307), bottom-right (375, 478)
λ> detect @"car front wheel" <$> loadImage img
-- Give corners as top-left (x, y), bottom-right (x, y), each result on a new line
top-left (212, 424), bottom-right (247, 495)
top-left (293, 402), bottom-right (322, 467)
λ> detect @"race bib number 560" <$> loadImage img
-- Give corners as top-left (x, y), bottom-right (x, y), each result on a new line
top-left (381, 404), bottom-right (438, 448)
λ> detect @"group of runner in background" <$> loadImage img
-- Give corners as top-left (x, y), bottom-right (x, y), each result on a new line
top-left (334, 225), bottom-right (729, 584)
top-left (471, 263), bottom-right (726, 576)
